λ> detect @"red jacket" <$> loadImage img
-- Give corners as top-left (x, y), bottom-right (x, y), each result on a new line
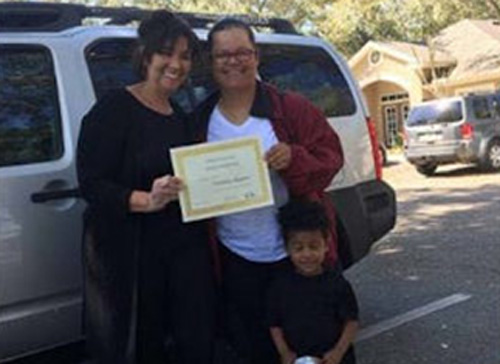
top-left (194, 81), bottom-right (344, 265)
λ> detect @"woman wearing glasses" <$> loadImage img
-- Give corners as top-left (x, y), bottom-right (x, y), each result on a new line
top-left (195, 18), bottom-right (344, 364)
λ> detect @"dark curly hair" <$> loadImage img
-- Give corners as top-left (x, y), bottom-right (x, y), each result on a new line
top-left (133, 10), bottom-right (199, 80)
top-left (278, 200), bottom-right (330, 244)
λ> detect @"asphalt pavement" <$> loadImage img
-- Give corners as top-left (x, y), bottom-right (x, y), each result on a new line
top-left (347, 156), bottom-right (500, 364)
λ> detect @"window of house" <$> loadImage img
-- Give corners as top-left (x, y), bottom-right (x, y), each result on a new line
top-left (423, 67), bottom-right (452, 83)
top-left (0, 45), bottom-right (63, 167)
top-left (381, 92), bottom-right (409, 104)
top-left (369, 50), bottom-right (381, 65)
top-left (434, 67), bottom-right (451, 79)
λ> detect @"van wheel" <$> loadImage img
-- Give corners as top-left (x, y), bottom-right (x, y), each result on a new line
top-left (481, 139), bottom-right (500, 171)
top-left (416, 163), bottom-right (437, 176)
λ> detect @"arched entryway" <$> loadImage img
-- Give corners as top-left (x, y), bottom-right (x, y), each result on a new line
top-left (362, 81), bottom-right (410, 148)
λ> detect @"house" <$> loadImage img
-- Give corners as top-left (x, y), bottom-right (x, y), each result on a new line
top-left (349, 19), bottom-right (500, 148)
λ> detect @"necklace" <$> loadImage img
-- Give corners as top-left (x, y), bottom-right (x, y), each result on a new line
top-left (131, 84), bottom-right (172, 116)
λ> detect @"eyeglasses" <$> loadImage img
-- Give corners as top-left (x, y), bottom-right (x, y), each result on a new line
top-left (212, 48), bottom-right (256, 64)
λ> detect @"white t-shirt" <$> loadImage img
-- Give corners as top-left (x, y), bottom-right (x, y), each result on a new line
top-left (207, 106), bottom-right (289, 262)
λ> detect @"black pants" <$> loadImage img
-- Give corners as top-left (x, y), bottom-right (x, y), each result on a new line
top-left (220, 246), bottom-right (289, 364)
top-left (136, 239), bottom-right (216, 364)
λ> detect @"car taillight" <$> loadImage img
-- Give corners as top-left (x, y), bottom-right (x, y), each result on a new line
top-left (460, 122), bottom-right (474, 140)
top-left (366, 117), bottom-right (382, 180)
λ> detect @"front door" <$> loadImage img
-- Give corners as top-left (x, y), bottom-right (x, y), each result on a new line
top-left (384, 105), bottom-right (398, 147)
top-left (383, 101), bottom-right (410, 147)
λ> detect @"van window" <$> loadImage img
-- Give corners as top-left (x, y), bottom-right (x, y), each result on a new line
top-left (85, 39), bottom-right (356, 116)
top-left (185, 44), bottom-right (357, 116)
top-left (85, 38), bottom-right (138, 99)
top-left (0, 45), bottom-right (63, 167)
top-left (472, 97), bottom-right (492, 119)
top-left (85, 38), bottom-right (196, 111)
top-left (259, 44), bottom-right (356, 117)
top-left (406, 100), bottom-right (463, 126)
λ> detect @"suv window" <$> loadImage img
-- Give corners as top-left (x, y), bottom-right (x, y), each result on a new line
top-left (472, 97), bottom-right (492, 119)
top-left (406, 100), bottom-right (463, 126)
top-left (85, 39), bottom-right (138, 100)
top-left (259, 44), bottom-right (356, 117)
top-left (86, 39), bottom-right (356, 116)
top-left (0, 45), bottom-right (63, 167)
top-left (85, 38), bottom-right (199, 112)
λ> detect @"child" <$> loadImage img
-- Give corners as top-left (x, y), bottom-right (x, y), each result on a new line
top-left (268, 200), bottom-right (359, 364)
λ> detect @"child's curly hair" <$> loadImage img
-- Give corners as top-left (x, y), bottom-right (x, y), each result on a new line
top-left (278, 199), bottom-right (330, 244)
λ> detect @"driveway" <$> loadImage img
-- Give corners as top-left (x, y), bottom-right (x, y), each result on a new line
top-left (348, 155), bottom-right (500, 364)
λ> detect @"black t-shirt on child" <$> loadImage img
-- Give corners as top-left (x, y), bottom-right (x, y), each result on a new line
top-left (268, 266), bottom-right (358, 363)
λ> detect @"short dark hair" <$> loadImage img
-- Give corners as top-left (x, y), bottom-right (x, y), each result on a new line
top-left (278, 200), bottom-right (330, 244)
top-left (207, 17), bottom-right (256, 51)
top-left (133, 10), bottom-right (199, 80)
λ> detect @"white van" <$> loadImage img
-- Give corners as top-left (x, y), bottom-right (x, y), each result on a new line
top-left (0, 3), bottom-right (396, 361)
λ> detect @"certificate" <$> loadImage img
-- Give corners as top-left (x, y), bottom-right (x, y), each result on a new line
top-left (170, 136), bottom-right (274, 222)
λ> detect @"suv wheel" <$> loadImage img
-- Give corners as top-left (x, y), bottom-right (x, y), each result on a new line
top-left (416, 163), bottom-right (437, 176)
top-left (481, 139), bottom-right (500, 171)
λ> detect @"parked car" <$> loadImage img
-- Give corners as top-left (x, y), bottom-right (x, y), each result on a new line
top-left (0, 3), bottom-right (396, 361)
top-left (404, 93), bottom-right (500, 176)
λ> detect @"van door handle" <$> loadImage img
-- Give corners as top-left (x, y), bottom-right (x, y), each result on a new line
top-left (31, 188), bottom-right (80, 203)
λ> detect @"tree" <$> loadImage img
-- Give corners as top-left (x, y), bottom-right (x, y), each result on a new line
top-left (486, 0), bottom-right (500, 17)
top-left (315, 0), bottom-right (500, 57)
top-left (11, 0), bottom-right (500, 58)
top-left (313, 0), bottom-right (404, 57)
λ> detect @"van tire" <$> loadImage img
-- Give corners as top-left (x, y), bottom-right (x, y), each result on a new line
top-left (416, 163), bottom-right (437, 176)
top-left (480, 139), bottom-right (500, 171)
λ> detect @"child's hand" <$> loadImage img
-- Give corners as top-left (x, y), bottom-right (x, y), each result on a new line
top-left (322, 348), bottom-right (342, 364)
top-left (280, 350), bottom-right (297, 364)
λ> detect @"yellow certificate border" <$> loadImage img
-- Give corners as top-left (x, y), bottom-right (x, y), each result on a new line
top-left (170, 136), bottom-right (274, 222)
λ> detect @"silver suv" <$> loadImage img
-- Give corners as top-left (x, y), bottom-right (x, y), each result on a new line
top-left (404, 93), bottom-right (500, 176)
top-left (0, 3), bottom-right (395, 361)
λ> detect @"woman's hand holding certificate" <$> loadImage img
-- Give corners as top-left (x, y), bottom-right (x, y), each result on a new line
top-left (170, 137), bottom-right (274, 222)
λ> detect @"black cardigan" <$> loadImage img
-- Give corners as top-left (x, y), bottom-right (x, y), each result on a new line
top-left (77, 89), bottom-right (194, 363)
